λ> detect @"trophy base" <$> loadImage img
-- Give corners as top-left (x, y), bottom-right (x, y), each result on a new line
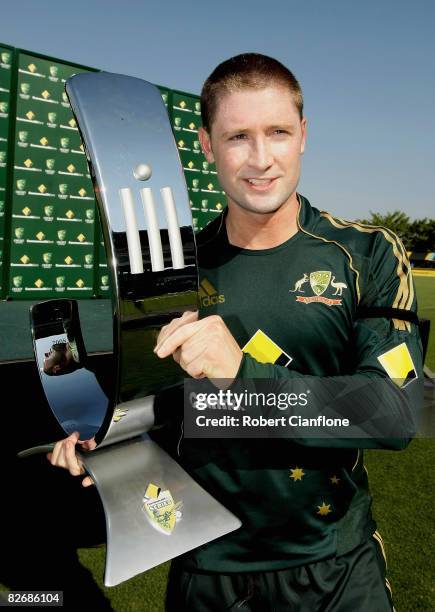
top-left (80, 434), bottom-right (241, 586)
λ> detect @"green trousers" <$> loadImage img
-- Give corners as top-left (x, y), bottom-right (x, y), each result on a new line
top-left (165, 534), bottom-right (394, 611)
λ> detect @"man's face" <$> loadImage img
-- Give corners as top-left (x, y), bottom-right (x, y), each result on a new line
top-left (199, 85), bottom-right (306, 216)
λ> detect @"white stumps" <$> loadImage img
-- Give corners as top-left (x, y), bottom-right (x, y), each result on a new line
top-left (161, 186), bottom-right (185, 270)
top-left (120, 166), bottom-right (186, 274)
top-left (140, 187), bottom-right (164, 272)
top-left (119, 187), bottom-right (144, 274)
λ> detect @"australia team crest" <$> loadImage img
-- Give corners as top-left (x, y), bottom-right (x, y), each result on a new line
top-left (142, 483), bottom-right (183, 535)
top-left (289, 270), bottom-right (347, 306)
top-left (310, 271), bottom-right (331, 296)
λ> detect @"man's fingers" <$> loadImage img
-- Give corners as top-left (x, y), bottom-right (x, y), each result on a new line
top-left (156, 313), bottom-right (242, 380)
top-left (82, 476), bottom-right (95, 487)
top-left (47, 431), bottom-right (88, 478)
top-left (77, 436), bottom-right (97, 451)
top-left (155, 318), bottom-right (207, 358)
top-left (173, 335), bottom-right (204, 366)
top-left (155, 322), bottom-right (196, 357)
top-left (56, 443), bottom-right (68, 469)
top-left (50, 437), bottom-right (67, 467)
top-left (156, 310), bottom-right (197, 348)
top-left (50, 430), bottom-right (78, 466)
top-left (49, 439), bottom-right (62, 466)
top-left (182, 347), bottom-right (209, 378)
top-left (155, 311), bottom-right (198, 352)
top-left (156, 311), bottom-right (195, 346)
top-left (65, 438), bottom-right (84, 476)
top-left (178, 338), bottom-right (209, 372)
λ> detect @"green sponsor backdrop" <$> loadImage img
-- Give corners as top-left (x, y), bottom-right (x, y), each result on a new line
top-left (171, 90), bottom-right (224, 228)
top-left (0, 45), bottom-right (13, 293)
top-left (98, 232), bottom-right (110, 295)
top-left (1, 45), bottom-right (226, 299)
top-left (9, 52), bottom-right (96, 298)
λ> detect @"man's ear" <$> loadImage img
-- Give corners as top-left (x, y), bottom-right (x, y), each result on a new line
top-left (198, 126), bottom-right (215, 164)
top-left (300, 117), bottom-right (307, 155)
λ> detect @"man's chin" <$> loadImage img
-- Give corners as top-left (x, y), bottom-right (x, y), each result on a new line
top-left (234, 199), bottom-right (289, 216)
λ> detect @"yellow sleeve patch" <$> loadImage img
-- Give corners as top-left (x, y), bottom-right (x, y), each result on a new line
top-left (242, 329), bottom-right (292, 367)
top-left (377, 342), bottom-right (417, 387)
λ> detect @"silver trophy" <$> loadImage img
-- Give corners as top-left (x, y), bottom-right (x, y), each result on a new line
top-left (19, 72), bottom-right (240, 586)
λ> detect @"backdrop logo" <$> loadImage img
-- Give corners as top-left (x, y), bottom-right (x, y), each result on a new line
top-left (43, 205), bottom-right (54, 219)
top-left (55, 276), bottom-right (66, 291)
top-left (42, 252), bottom-right (53, 267)
top-left (12, 276), bottom-right (23, 289)
top-left (20, 83), bottom-right (31, 99)
top-left (49, 65), bottom-right (59, 81)
top-left (18, 131), bottom-right (29, 146)
top-left (1, 51), bottom-right (11, 66)
top-left (100, 276), bottom-right (109, 292)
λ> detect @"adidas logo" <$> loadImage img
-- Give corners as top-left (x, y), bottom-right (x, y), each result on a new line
top-left (199, 278), bottom-right (225, 307)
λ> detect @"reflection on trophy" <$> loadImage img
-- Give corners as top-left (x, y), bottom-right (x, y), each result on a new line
top-left (43, 341), bottom-right (75, 375)
top-left (41, 308), bottom-right (82, 376)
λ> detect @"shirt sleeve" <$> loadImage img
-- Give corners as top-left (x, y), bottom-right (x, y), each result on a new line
top-left (236, 231), bottom-right (424, 450)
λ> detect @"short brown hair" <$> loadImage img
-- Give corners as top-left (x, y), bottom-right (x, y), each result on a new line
top-left (200, 53), bottom-right (304, 133)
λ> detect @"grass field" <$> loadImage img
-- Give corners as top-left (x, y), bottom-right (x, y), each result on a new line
top-left (3, 276), bottom-right (434, 611)
top-left (414, 276), bottom-right (435, 371)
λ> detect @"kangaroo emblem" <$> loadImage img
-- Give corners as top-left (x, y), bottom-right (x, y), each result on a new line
top-left (289, 273), bottom-right (309, 293)
top-left (330, 276), bottom-right (347, 296)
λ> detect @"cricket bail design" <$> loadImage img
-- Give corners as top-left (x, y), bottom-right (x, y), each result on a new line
top-left (27, 72), bottom-right (241, 587)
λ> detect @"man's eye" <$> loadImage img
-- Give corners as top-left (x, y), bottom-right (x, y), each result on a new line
top-left (229, 134), bottom-right (246, 141)
top-left (273, 129), bottom-right (288, 135)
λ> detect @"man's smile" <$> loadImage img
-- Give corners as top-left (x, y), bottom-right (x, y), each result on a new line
top-left (243, 177), bottom-right (278, 191)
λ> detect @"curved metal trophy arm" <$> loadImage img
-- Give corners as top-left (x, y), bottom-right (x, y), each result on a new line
top-left (65, 72), bottom-right (199, 449)
top-left (19, 72), bottom-right (240, 586)
top-left (30, 298), bottom-right (111, 442)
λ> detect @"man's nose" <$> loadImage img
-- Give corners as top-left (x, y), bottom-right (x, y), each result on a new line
top-left (248, 137), bottom-right (273, 171)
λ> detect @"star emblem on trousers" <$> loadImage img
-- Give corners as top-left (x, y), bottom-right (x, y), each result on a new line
top-left (317, 502), bottom-right (332, 516)
top-left (289, 467), bottom-right (305, 481)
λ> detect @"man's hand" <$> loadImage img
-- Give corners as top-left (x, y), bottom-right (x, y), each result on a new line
top-left (154, 310), bottom-right (243, 381)
top-left (46, 431), bottom-right (96, 487)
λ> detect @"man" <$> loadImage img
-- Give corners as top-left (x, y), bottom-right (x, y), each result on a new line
top-left (49, 54), bottom-right (423, 610)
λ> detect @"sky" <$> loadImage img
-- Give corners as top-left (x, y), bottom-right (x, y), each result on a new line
top-left (2, 0), bottom-right (434, 220)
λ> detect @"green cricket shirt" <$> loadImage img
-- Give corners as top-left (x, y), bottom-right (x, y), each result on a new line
top-left (156, 194), bottom-right (423, 573)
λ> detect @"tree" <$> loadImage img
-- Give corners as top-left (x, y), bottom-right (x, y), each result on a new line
top-left (357, 211), bottom-right (435, 252)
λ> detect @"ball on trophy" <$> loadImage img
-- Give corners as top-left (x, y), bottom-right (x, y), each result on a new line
top-left (133, 163), bottom-right (152, 181)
